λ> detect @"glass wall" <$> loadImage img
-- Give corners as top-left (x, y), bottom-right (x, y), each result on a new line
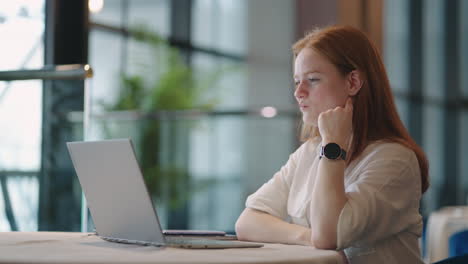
top-left (0, 1), bottom-right (45, 231)
top-left (384, 0), bottom-right (468, 215)
top-left (384, 0), bottom-right (410, 126)
top-left (87, 0), bottom-right (297, 232)
top-left (89, 0), bottom-right (170, 112)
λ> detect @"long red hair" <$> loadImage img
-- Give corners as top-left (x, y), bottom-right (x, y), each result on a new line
top-left (292, 26), bottom-right (429, 194)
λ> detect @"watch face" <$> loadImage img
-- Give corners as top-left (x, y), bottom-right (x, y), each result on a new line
top-left (324, 143), bottom-right (341, 159)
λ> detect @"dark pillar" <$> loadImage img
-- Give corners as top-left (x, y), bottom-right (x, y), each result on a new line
top-left (166, 0), bottom-right (192, 229)
top-left (441, 0), bottom-right (460, 207)
top-left (39, 0), bottom-right (88, 231)
top-left (408, 0), bottom-right (423, 146)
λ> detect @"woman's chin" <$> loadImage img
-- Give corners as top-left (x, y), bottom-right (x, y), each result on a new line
top-left (302, 116), bottom-right (317, 126)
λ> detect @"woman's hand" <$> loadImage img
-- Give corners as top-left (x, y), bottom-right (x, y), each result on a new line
top-left (318, 98), bottom-right (353, 149)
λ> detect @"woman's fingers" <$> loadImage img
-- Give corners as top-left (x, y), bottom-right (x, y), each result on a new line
top-left (344, 97), bottom-right (353, 112)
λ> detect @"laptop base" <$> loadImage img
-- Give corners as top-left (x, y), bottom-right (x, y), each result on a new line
top-left (98, 234), bottom-right (263, 249)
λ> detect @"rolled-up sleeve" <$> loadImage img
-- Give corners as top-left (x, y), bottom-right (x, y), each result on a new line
top-left (245, 153), bottom-right (297, 220)
top-left (336, 158), bottom-right (422, 250)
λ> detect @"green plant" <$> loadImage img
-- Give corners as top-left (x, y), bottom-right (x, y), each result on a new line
top-left (104, 25), bottom-right (222, 211)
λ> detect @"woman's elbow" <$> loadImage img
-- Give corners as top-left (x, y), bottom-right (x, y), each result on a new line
top-left (234, 220), bottom-right (244, 240)
top-left (312, 232), bottom-right (337, 250)
top-left (235, 213), bottom-right (249, 241)
top-left (235, 208), bottom-right (260, 241)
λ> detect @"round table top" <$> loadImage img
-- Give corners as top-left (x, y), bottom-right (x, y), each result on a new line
top-left (0, 232), bottom-right (344, 264)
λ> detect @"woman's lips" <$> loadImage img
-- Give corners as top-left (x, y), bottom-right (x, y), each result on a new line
top-left (300, 105), bottom-right (309, 111)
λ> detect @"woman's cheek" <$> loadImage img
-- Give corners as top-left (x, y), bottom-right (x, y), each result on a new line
top-left (310, 87), bottom-right (326, 111)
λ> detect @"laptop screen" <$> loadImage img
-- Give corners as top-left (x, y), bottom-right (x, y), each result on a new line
top-left (67, 139), bottom-right (165, 244)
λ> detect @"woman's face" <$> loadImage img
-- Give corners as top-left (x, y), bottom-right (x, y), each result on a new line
top-left (293, 48), bottom-right (350, 126)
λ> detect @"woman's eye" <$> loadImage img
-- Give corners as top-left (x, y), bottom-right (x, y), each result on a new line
top-left (294, 80), bottom-right (300, 86)
top-left (308, 78), bottom-right (319, 82)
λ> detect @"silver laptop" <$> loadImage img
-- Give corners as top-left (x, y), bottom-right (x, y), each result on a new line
top-left (67, 138), bottom-right (263, 249)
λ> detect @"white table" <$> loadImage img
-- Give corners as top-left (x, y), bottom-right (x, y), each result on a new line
top-left (0, 232), bottom-right (345, 264)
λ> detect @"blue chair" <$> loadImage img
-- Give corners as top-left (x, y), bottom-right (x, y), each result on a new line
top-left (421, 216), bottom-right (428, 258)
top-left (449, 230), bottom-right (468, 257)
top-left (432, 254), bottom-right (468, 264)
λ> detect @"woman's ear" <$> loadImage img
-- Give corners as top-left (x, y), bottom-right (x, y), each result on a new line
top-left (347, 70), bottom-right (364, 96)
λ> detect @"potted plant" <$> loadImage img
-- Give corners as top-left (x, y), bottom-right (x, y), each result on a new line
top-left (103, 25), bottom-right (222, 228)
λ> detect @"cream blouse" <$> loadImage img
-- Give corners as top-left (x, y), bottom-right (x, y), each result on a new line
top-left (245, 137), bottom-right (424, 264)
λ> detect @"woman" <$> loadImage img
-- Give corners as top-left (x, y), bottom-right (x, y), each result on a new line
top-left (235, 25), bottom-right (429, 264)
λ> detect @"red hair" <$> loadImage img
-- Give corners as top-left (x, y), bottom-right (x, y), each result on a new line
top-left (292, 26), bottom-right (429, 194)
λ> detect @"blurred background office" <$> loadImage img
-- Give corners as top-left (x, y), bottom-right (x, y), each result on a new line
top-left (1, 0), bottom-right (467, 258)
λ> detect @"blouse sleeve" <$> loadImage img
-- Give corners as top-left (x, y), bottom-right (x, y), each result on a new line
top-left (336, 150), bottom-right (423, 250)
top-left (245, 143), bottom-right (305, 220)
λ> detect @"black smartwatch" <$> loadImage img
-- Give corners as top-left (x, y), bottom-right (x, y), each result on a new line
top-left (319, 143), bottom-right (347, 160)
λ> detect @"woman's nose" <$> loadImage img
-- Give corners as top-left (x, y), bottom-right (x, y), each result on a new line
top-left (294, 81), bottom-right (308, 99)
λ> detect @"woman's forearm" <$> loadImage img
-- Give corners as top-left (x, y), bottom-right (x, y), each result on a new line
top-left (235, 208), bottom-right (312, 246)
top-left (310, 157), bottom-right (348, 249)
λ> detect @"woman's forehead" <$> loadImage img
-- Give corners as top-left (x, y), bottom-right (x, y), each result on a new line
top-left (294, 48), bottom-right (335, 75)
